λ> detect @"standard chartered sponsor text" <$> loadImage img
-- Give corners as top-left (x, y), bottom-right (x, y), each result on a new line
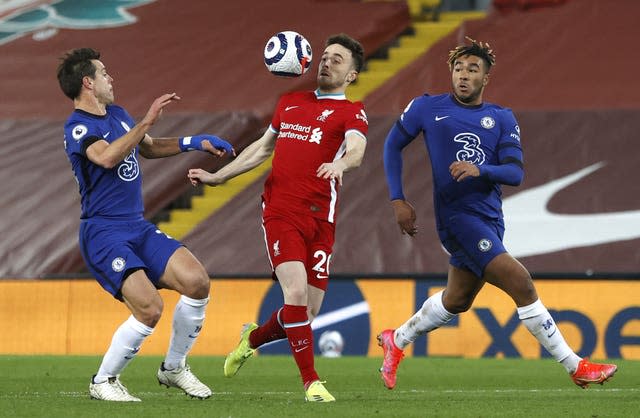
top-left (279, 122), bottom-right (312, 141)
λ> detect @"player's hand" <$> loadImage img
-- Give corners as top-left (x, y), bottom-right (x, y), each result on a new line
top-left (200, 135), bottom-right (236, 157)
top-left (187, 168), bottom-right (226, 187)
top-left (317, 160), bottom-right (347, 186)
top-left (180, 135), bottom-right (235, 157)
top-left (449, 160), bottom-right (480, 182)
top-left (142, 93), bottom-right (180, 126)
top-left (391, 199), bottom-right (417, 236)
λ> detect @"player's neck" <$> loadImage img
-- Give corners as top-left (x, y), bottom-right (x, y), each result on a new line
top-left (74, 95), bottom-right (107, 116)
top-left (452, 93), bottom-right (483, 107)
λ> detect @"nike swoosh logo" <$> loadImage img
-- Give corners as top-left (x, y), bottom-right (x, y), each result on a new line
top-left (503, 162), bottom-right (640, 257)
top-left (316, 274), bottom-right (329, 279)
top-left (103, 132), bottom-right (110, 138)
top-left (285, 106), bottom-right (299, 111)
top-left (547, 329), bottom-right (557, 338)
top-left (294, 346), bottom-right (309, 353)
top-left (435, 116), bottom-right (450, 121)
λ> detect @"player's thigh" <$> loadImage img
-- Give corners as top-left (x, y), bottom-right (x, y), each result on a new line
top-left (444, 264), bottom-right (485, 313)
top-left (79, 220), bottom-right (147, 300)
top-left (483, 253), bottom-right (538, 306)
top-left (121, 269), bottom-right (164, 326)
top-left (135, 223), bottom-right (202, 289)
top-left (263, 215), bottom-right (308, 270)
top-left (158, 246), bottom-right (210, 299)
top-left (275, 260), bottom-right (309, 305)
top-left (441, 213), bottom-right (506, 278)
top-left (305, 219), bottom-right (335, 292)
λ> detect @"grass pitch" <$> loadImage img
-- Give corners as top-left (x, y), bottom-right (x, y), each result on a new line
top-left (1, 355), bottom-right (636, 418)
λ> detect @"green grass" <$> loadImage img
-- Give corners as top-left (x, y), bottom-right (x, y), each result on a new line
top-left (1, 355), bottom-right (637, 418)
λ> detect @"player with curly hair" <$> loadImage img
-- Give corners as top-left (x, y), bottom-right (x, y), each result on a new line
top-left (378, 37), bottom-right (617, 390)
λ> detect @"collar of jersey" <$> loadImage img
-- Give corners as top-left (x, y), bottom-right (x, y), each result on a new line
top-left (74, 108), bottom-right (109, 119)
top-left (448, 93), bottom-right (484, 109)
top-left (315, 89), bottom-right (346, 100)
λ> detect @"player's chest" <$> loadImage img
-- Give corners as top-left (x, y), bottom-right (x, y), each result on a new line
top-left (277, 104), bottom-right (346, 147)
top-left (427, 109), bottom-right (501, 149)
top-left (96, 116), bottom-right (134, 144)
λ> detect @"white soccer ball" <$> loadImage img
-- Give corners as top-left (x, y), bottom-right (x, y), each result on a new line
top-left (264, 30), bottom-right (312, 77)
top-left (318, 330), bottom-right (344, 358)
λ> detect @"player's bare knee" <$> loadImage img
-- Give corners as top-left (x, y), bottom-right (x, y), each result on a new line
top-left (136, 301), bottom-right (163, 327)
top-left (182, 273), bottom-right (210, 299)
top-left (512, 278), bottom-right (538, 306)
top-left (442, 296), bottom-right (473, 314)
top-left (445, 302), bottom-right (471, 314)
top-left (283, 286), bottom-right (307, 306)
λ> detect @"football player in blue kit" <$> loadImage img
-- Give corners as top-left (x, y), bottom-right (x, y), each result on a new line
top-left (378, 38), bottom-right (616, 390)
top-left (58, 48), bottom-right (234, 402)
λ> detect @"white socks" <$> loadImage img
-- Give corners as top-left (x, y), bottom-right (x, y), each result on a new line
top-left (394, 291), bottom-right (456, 349)
top-left (163, 295), bottom-right (209, 370)
top-left (517, 299), bottom-right (581, 373)
top-left (94, 315), bottom-right (154, 383)
top-left (391, 292), bottom-right (581, 374)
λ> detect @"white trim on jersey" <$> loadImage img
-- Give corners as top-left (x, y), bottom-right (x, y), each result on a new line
top-left (345, 128), bottom-right (367, 141)
top-left (261, 201), bottom-right (275, 271)
top-left (268, 124), bottom-right (279, 134)
top-left (328, 139), bottom-right (348, 223)
top-left (315, 89), bottom-right (346, 101)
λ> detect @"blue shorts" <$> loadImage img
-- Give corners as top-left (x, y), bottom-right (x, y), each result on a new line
top-left (79, 217), bottom-right (182, 300)
top-left (438, 212), bottom-right (506, 277)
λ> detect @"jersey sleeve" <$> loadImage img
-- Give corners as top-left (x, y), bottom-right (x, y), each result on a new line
top-left (383, 96), bottom-right (425, 200)
top-left (478, 109), bottom-right (524, 186)
top-left (396, 96), bottom-right (427, 138)
top-left (64, 119), bottom-right (102, 157)
top-left (344, 102), bottom-right (368, 140)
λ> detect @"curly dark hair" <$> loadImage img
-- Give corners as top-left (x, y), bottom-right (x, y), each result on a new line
top-left (447, 37), bottom-right (496, 72)
top-left (57, 48), bottom-right (101, 100)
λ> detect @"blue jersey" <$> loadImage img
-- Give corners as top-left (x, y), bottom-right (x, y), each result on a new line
top-left (63, 105), bottom-right (144, 219)
top-left (384, 93), bottom-right (523, 228)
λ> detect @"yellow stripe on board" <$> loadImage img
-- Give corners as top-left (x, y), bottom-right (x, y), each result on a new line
top-left (157, 156), bottom-right (273, 239)
top-left (348, 11), bottom-right (486, 102)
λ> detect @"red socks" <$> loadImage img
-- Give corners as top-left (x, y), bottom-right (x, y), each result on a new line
top-left (281, 304), bottom-right (318, 386)
top-left (249, 308), bottom-right (287, 349)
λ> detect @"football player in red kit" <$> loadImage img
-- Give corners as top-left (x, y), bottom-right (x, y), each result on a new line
top-left (188, 33), bottom-right (367, 402)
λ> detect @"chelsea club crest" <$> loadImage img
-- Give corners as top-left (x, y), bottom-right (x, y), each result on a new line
top-left (480, 116), bottom-right (495, 129)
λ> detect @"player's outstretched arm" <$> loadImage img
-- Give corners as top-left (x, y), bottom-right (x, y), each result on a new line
top-left (87, 93), bottom-right (180, 168)
top-left (316, 132), bottom-right (366, 186)
top-left (188, 129), bottom-right (276, 187)
top-left (140, 134), bottom-right (235, 159)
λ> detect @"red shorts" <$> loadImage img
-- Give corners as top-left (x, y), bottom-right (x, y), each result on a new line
top-left (262, 206), bottom-right (335, 291)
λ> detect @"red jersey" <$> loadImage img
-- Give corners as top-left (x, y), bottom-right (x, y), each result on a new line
top-left (263, 90), bottom-right (368, 223)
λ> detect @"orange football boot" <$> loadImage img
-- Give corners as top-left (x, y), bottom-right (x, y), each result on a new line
top-left (377, 329), bottom-right (405, 389)
top-left (571, 358), bottom-right (617, 388)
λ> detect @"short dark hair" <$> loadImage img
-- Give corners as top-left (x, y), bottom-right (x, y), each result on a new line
top-left (326, 33), bottom-right (364, 73)
top-left (57, 48), bottom-right (101, 100)
top-left (448, 37), bottom-right (496, 72)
